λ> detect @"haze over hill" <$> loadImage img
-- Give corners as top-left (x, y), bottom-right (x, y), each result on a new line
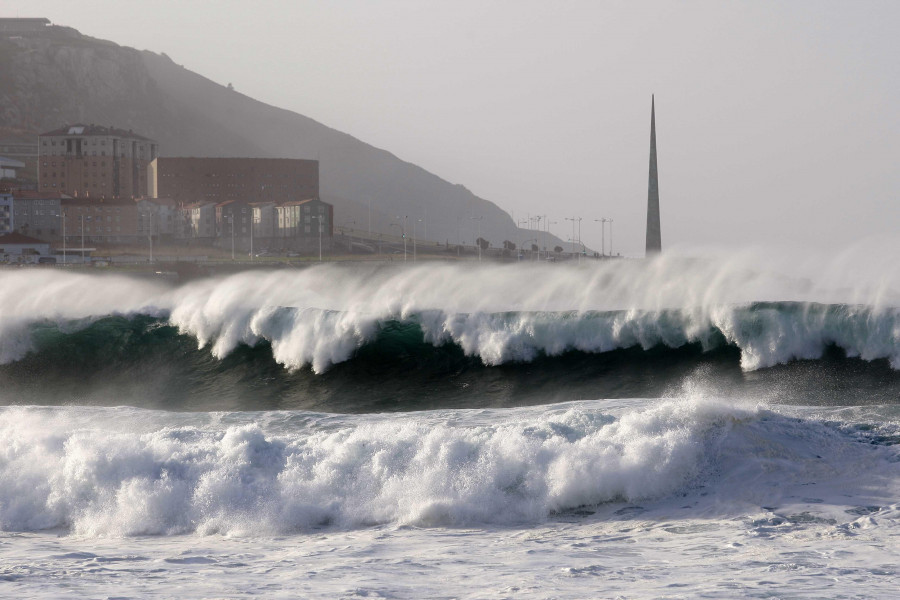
top-left (0, 23), bottom-right (574, 253)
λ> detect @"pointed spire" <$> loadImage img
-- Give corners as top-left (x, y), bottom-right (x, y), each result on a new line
top-left (646, 94), bottom-right (662, 255)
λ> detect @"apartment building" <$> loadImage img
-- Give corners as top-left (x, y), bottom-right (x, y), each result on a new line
top-left (10, 191), bottom-right (64, 241)
top-left (39, 124), bottom-right (158, 198)
top-left (61, 197), bottom-right (139, 244)
top-left (136, 197), bottom-right (182, 239)
top-left (152, 157), bottom-right (319, 204)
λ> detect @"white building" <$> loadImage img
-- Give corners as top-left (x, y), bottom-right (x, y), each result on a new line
top-left (137, 197), bottom-right (182, 239)
top-left (0, 156), bottom-right (25, 181)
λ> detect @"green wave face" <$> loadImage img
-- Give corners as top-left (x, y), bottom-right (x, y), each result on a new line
top-left (3, 306), bottom-right (900, 413)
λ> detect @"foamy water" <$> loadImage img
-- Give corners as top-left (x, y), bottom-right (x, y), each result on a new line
top-left (3, 245), bottom-right (900, 597)
top-left (1, 398), bottom-right (899, 598)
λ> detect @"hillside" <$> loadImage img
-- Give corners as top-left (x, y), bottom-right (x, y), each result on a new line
top-left (0, 23), bottom-right (570, 252)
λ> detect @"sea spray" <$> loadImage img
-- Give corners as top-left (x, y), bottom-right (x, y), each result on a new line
top-left (0, 400), bottom-right (745, 534)
top-left (3, 254), bottom-right (900, 372)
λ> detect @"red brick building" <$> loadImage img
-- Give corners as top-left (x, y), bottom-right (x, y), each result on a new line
top-left (151, 157), bottom-right (318, 205)
top-left (61, 197), bottom-right (139, 244)
top-left (39, 125), bottom-right (158, 199)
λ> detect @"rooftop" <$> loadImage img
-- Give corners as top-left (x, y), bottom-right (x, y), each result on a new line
top-left (61, 197), bottom-right (139, 207)
top-left (10, 190), bottom-right (70, 200)
top-left (0, 156), bottom-right (26, 169)
top-left (0, 232), bottom-right (48, 245)
top-left (40, 124), bottom-right (155, 142)
top-left (279, 198), bottom-right (321, 207)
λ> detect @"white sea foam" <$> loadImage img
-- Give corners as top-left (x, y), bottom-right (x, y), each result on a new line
top-left (3, 246), bottom-right (900, 371)
top-left (0, 398), bottom-right (897, 537)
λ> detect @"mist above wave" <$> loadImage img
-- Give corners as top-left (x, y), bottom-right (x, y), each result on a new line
top-left (2, 244), bottom-right (900, 371)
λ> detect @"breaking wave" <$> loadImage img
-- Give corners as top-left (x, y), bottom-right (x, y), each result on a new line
top-left (3, 257), bottom-right (900, 374)
top-left (0, 399), bottom-right (897, 535)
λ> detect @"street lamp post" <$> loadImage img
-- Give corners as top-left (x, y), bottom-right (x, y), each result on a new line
top-left (389, 221), bottom-right (402, 258)
top-left (517, 218), bottom-right (528, 258)
top-left (609, 219), bottom-right (614, 256)
top-left (149, 208), bottom-right (154, 265)
top-left (577, 218), bottom-right (583, 260)
top-left (546, 219), bottom-right (557, 252)
top-left (311, 214), bottom-right (323, 261)
top-left (394, 216), bottom-right (408, 262)
top-left (594, 218), bottom-right (607, 257)
top-left (80, 215), bottom-right (85, 264)
top-left (413, 218), bottom-right (422, 262)
top-left (565, 217), bottom-right (576, 258)
top-left (61, 210), bottom-right (66, 265)
top-left (472, 216), bottom-right (483, 262)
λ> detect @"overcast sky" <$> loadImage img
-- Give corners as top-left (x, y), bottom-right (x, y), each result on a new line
top-left (10, 0), bottom-right (900, 255)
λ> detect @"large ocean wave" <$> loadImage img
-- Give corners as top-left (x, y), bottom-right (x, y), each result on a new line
top-left (3, 257), bottom-right (900, 375)
top-left (0, 400), bottom-right (897, 536)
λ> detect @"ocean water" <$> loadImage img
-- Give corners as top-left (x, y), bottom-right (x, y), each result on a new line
top-left (2, 247), bottom-right (900, 598)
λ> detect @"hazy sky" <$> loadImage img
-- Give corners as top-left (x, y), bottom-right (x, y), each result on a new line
top-left (10, 0), bottom-right (900, 255)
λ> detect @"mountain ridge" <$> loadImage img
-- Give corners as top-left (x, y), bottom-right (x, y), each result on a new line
top-left (1, 23), bottom-right (571, 251)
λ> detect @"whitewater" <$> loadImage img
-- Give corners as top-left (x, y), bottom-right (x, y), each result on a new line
top-left (2, 244), bottom-right (900, 598)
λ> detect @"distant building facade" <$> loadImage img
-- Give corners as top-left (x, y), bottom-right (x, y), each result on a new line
top-left (181, 202), bottom-right (217, 240)
top-left (137, 197), bottom-right (182, 239)
top-left (61, 197), bottom-right (139, 245)
top-left (0, 135), bottom-right (39, 182)
top-left (152, 157), bottom-right (319, 205)
top-left (0, 232), bottom-right (50, 258)
top-left (11, 191), bottom-right (64, 241)
top-left (274, 198), bottom-right (333, 240)
top-left (0, 156), bottom-right (26, 181)
top-left (0, 193), bottom-right (12, 235)
top-left (39, 124), bottom-right (158, 198)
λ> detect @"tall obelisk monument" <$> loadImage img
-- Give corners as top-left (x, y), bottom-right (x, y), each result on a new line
top-left (645, 95), bottom-right (662, 254)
